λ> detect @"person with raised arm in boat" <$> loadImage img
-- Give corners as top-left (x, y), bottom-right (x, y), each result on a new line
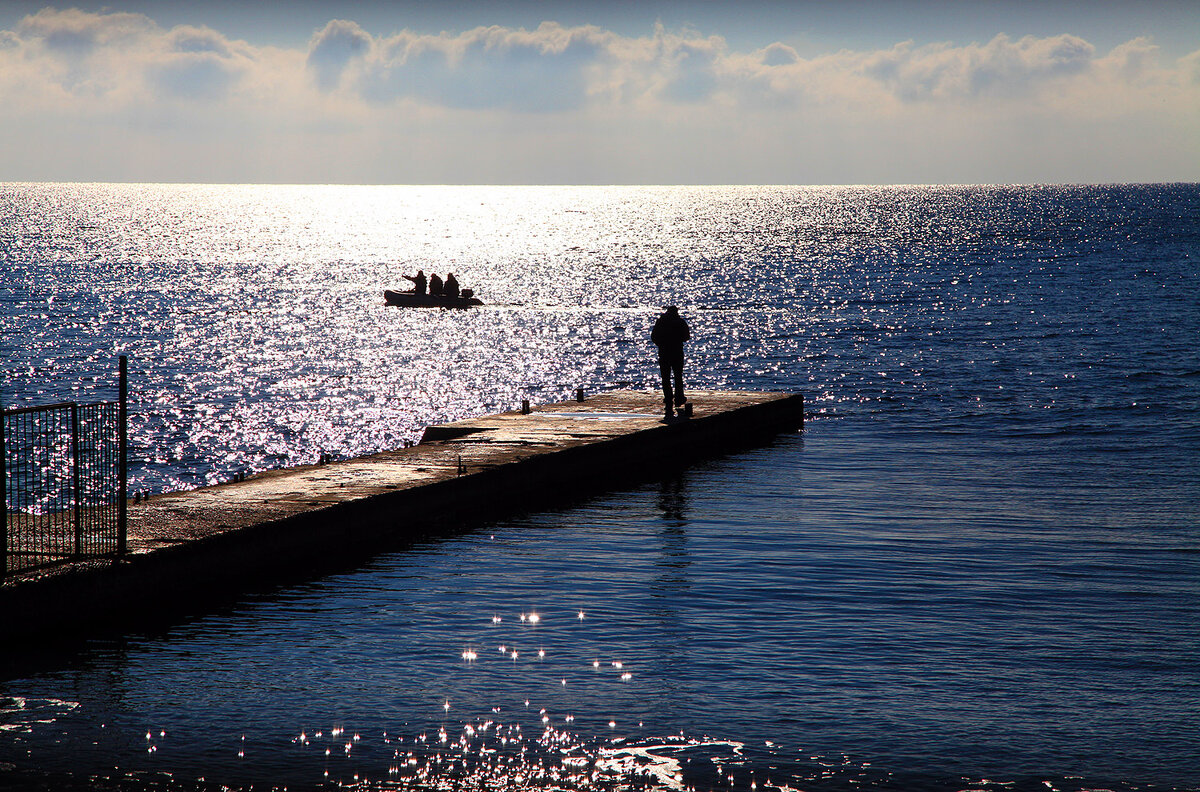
top-left (428, 273), bottom-right (443, 296)
top-left (444, 272), bottom-right (460, 299)
top-left (651, 305), bottom-right (690, 419)
top-left (403, 269), bottom-right (427, 295)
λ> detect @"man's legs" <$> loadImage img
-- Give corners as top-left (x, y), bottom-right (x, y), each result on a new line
top-left (671, 357), bottom-right (685, 406)
top-left (659, 357), bottom-right (675, 415)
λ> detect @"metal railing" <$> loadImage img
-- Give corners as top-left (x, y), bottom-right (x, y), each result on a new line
top-left (1, 356), bottom-right (127, 577)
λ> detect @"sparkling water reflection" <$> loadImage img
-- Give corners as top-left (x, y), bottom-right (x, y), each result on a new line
top-left (5, 184), bottom-right (1194, 493)
top-left (1, 184), bottom-right (1199, 791)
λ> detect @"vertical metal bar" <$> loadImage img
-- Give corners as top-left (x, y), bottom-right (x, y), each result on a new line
top-left (90, 404), bottom-right (98, 555)
top-left (31, 411), bottom-right (39, 567)
top-left (20, 410), bottom-right (28, 569)
top-left (15, 410), bottom-right (22, 571)
top-left (72, 403), bottom-right (82, 556)
top-left (102, 404), bottom-right (109, 553)
top-left (97, 405), bottom-right (105, 555)
top-left (53, 409), bottom-right (59, 559)
top-left (98, 405), bottom-right (106, 554)
top-left (107, 402), bottom-right (114, 554)
top-left (47, 409), bottom-right (55, 562)
top-left (111, 401), bottom-right (118, 554)
top-left (80, 405), bottom-right (90, 556)
top-left (118, 356), bottom-right (127, 556)
top-left (86, 405), bottom-right (94, 555)
top-left (1, 394), bottom-right (7, 578)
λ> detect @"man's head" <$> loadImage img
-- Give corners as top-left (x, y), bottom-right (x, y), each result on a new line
top-left (665, 305), bottom-right (678, 315)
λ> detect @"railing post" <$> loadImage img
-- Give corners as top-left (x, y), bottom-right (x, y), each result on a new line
top-left (1, 393), bottom-right (7, 578)
top-left (72, 403), bottom-right (82, 557)
top-left (118, 355), bottom-right (127, 557)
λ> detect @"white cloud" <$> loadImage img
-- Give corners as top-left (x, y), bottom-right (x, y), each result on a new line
top-left (1182, 49), bottom-right (1200, 85)
top-left (852, 34), bottom-right (1096, 102)
top-left (17, 6), bottom-right (154, 52)
top-left (307, 22), bottom-right (617, 112)
top-left (0, 7), bottom-right (1196, 183)
top-left (0, 8), bottom-right (271, 108)
top-left (307, 19), bottom-right (372, 91)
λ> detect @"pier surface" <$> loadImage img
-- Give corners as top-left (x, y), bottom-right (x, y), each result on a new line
top-left (1, 390), bottom-right (802, 641)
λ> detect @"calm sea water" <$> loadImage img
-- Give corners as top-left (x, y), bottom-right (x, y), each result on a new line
top-left (1, 184), bottom-right (1198, 791)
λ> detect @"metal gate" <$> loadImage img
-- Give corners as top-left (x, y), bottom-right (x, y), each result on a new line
top-left (1, 357), bottom-right (127, 577)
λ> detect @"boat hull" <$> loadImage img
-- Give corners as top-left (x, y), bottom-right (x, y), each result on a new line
top-left (384, 290), bottom-right (483, 308)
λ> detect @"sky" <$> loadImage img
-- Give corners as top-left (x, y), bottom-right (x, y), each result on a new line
top-left (0, 0), bottom-right (1197, 185)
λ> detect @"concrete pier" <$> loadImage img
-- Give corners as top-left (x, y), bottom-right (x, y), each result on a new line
top-left (0, 390), bottom-right (802, 642)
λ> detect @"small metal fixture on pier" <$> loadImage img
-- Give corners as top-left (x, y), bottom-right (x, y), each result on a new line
top-left (576, 388), bottom-right (585, 402)
top-left (521, 399), bottom-right (531, 414)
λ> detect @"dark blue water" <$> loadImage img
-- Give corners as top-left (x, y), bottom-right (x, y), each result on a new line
top-left (1, 184), bottom-right (1198, 791)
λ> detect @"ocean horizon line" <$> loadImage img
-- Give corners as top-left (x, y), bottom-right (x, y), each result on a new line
top-left (4, 180), bottom-right (1198, 189)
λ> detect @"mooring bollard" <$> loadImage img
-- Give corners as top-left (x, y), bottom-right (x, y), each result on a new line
top-left (576, 388), bottom-right (585, 402)
top-left (521, 399), bottom-right (531, 414)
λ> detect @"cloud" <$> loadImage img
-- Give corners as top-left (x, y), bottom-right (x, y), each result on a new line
top-left (147, 25), bottom-right (255, 101)
top-left (5, 9), bottom-right (1191, 115)
top-left (10, 7), bottom-right (153, 94)
top-left (1183, 49), bottom-right (1200, 85)
top-left (17, 6), bottom-right (153, 54)
top-left (370, 23), bottom-right (611, 111)
top-left (307, 19), bottom-right (372, 91)
top-left (168, 25), bottom-right (233, 57)
top-left (297, 21), bottom-right (737, 111)
top-left (655, 32), bottom-right (723, 103)
top-left (149, 54), bottom-right (238, 101)
top-left (761, 43), bottom-right (799, 68)
top-left (304, 22), bottom-right (618, 112)
top-left (0, 7), bottom-right (1196, 183)
top-left (0, 9), bottom-right (273, 108)
top-left (859, 34), bottom-right (1096, 101)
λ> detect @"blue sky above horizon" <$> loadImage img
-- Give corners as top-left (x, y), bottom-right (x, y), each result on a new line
top-left (1, 1), bottom-right (1197, 184)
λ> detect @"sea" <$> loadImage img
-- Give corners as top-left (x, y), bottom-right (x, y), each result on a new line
top-left (1, 183), bottom-right (1198, 792)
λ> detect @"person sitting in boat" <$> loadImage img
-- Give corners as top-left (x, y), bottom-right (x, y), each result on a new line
top-left (444, 272), bottom-right (460, 299)
top-left (428, 273), bottom-right (443, 296)
top-left (403, 269), bottom-right (427, 295)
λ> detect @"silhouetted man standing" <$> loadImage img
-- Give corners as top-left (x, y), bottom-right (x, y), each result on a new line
top-left (651, 305), bottom-right (690, 418)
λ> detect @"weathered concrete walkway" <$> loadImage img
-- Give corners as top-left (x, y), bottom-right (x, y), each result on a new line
top-left (1, 390), bottom-right (802, 641)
